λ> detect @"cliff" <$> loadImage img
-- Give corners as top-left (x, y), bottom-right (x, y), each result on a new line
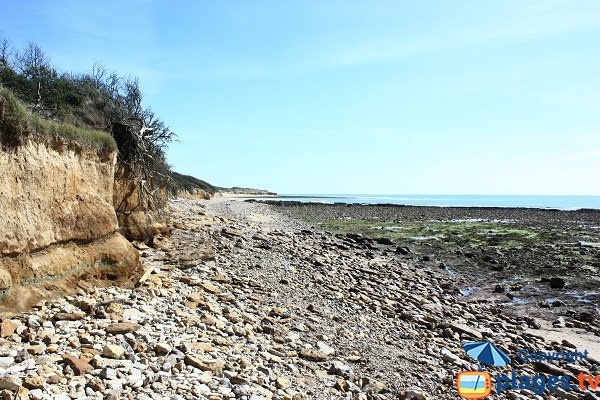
top-left (0, 90), bottom-right (139, 308)
top-left (114, 164), bottom-right (170, 240)
top-left (170, 171), bottom-right (217, 200)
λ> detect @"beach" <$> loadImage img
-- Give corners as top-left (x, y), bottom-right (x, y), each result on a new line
top-left (2, 196), bottom-right (598, 399)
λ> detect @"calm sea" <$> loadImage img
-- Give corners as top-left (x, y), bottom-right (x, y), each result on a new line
top-left (262, 194), bottom-right (600, 210)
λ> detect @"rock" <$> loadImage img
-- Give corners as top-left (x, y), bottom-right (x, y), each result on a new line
top-left (63, 354), bottom-right (93, 375)
top-left (395, 246), bottom-right (411, 255)
top-left (329, 360), bottom-right (352, 377)
top-left (269, 307), bottom-right (290, 318)
top-left (375, 237), bottom-right (394, 245)
top-left (299, 349), bottom-right (329, 362)
top-left (103, 345), bottom-right (125, 359)
top-left (578, 311), bottom-right (594, 322)
top-left (0, 320), bottom-right (18, 338)
top-left (105, 303), bottom-right (123, 314)
top-left (307, 304), bottom-right (322, 314)
top-left (549, 277), bottom-right (565, 289)
top-left (450, 323), bottom-right (483, 339)
top-left (334, 378), bottom-right (350, 392)
top-left (105, 322), bottom-right (141, 335)
top-left (0, 376), bottom-right (21, 390)
top-left (53, 311), bottom-right (85, 321)
top-left (23, 376), bottom-right (45, 390)
top-left (26, 344), bottom-right (46, 355)
top-left (362, 378), bottom-right (386, 394)
top-left (155, 343), bottom-right (172, 354)
top-left (275, 376), bottom-right (290, 389)
top-left (399, 390), bottom-right (429, 400)
top-left (222, 227), bottom-right (243, 237)
top-left (201, 281), bottom-right (220, 294)
top-left (198, 372), bottom-right (212, 384)
top-left (316, 342), bottom-right (335, 356)
top-left (482, 255), bottom-right (496, 263)
top-left (183, 355), bottom-right (225, 371)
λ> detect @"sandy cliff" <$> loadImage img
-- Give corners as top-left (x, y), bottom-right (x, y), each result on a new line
top-left (0, 139), bottom-right (139, 305)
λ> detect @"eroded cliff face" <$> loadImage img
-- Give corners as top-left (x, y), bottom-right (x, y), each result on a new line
top-left (0, 139), bottom-right (140, 301)
top-left (113, 164), bottom-right (170, 241)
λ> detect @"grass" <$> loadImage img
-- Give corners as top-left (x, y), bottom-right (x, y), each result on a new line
top-left (314, 219), bottom-right (568, 249)
top-left (0, 87), bottom-right (116, 151)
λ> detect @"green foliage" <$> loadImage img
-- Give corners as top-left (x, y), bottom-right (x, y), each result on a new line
top-left (170, 171), bottom-right (217, 195)
top-left (314, 218), bottom-right (568, 249)
top-left (0, 36), bottom-right (177, 193)
top-left (0, 87), bottom-right (116, 150)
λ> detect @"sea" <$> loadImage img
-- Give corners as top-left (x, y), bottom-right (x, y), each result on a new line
top-left (254, 194), bottom-right (600, 210)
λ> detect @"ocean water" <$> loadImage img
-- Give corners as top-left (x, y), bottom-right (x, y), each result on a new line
top-left (262, 194), bottom-right (600, 210)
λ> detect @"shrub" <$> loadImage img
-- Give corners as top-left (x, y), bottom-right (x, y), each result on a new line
top-left (0, 86), bottom-right (116, 151)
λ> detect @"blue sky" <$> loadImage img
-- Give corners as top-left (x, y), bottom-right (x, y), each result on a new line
top-left (1, 0), bottom-right (599, 194)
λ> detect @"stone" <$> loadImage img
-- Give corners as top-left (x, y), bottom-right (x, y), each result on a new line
top-left (23, 376), bottom-right (45, 390)
top-left (362, 378), bottom-right (386, 394)
top-left (0, 376), bottom-right (21, 390)
top-left (578, 311), bottom-right (594, 322)
top-left (275, 376), bottom-right (290, 389)
top-left (53, 311), bottom-right (85, 321)
top-left (103, 344), bottom-right (125, 359)
top-left (198, 372), bottom-right (212, 384)
top-left (0, 320), bottom-right (18, 338)
top-left (155, 343), bottom-right (172, 354)
top-left (549, 277), bottom-right (566, 289)
top-left (334, 378), bottom-right (350, 392)
top-left (299, 349), bottom-right (329, 362)
top-left (375, 237), bottom-right (394, 245)
top-left (329, 360), bottom-right (352, 377)
top-left (395, 246), bottom-right (411, 254)
top-left (184, 355), bottom-right (225, 371)
top-left (106, 303), bottom-right (124, 314)
top-left (201, 281), bottom-right (220, 294)
top-left (26, 344), bottom-right (46, 355)
top-left (222, 227), bottom-right (243, 237)
top-left (450, 323), bottom-right (483, 339)
top-left (399, 390), bottom-right (429, 400)
top-left (105, 322), bottom-right (141, 335)
top-left (316, 342), bottom-right (335, 356)
top-left (62, 354), bottom-right (93, 375)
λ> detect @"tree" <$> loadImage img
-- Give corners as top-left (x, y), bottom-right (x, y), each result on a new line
top-left (0, 37), bottom-right (12, 68)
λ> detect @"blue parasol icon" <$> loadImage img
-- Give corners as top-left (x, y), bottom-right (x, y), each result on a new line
top-left (464, 341), bottom-right (511, 367)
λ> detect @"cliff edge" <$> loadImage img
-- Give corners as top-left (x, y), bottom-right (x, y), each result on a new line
top-left (0, 89), bottom-right (140, 309)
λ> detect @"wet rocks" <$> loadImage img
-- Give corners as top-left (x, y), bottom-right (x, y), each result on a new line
top-left (549, 277), bottom-right (566, 289)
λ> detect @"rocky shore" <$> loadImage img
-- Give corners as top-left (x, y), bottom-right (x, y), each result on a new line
top-left (0, 198), bottom-right (598, 399)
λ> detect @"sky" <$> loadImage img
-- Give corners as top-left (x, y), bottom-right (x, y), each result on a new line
top-left (1, 0), bottom-right (599, 195)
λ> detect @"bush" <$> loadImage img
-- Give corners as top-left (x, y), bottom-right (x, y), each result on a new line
top-left (0, 87), bottom-right (116, 151)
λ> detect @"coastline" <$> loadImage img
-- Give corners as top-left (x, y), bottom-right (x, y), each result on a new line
top-left (258, 199), bottom-right (600, 325)
top-left (0, 196), bottom-right (597, 399)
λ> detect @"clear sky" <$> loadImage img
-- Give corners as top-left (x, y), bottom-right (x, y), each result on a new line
top-left (1, 1), bottom-right (599, 195)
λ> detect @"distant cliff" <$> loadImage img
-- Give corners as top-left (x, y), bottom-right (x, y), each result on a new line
top-left (217, 187), bottom-right (277, 196)
top-left (170, 171), bottom-right (275, 198)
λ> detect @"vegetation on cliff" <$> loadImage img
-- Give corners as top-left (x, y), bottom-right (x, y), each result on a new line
top-left (0, 37), bottom-right (175, 204)
top-left (170, 172), bottom-right (217, 196)
top-left (0, 87), bottom-right (116, 151)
